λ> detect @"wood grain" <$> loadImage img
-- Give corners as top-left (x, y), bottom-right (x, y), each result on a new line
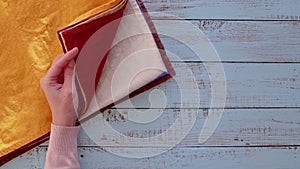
top-left (3, 1), bottom-right (300, 168)
top-left (111, 63), bottom-right (300, 108)
top-left (3, 146), bottom-right (299, 169)
top-left (62, 108), bottom-right (300, 147)
top-left (143, 0), bottom-right (300, 20)
top-left (154, 20), bottom-right (300, 62)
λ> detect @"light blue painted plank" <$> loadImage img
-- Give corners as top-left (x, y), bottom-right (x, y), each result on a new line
top-left (73, 108), bottom-right (300, 147)
top-left (144, 0), bottom-right (300, 20)
top-left (121, 63), bottom-right (300, 108)
top-left (153, 20), bottom-right (300, 62)
top-left (2, 146), bottom-right (300, 169)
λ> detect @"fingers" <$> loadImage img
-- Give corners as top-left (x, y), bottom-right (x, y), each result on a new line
top-left (63, 60), bottom-right (76, 89)
top-left (52, 53), bottom-right (64, 65)
top-left (46, 47), bottom-right (78, 79)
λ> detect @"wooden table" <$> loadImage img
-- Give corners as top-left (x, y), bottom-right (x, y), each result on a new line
top-left (3, 0), bottom-right (300, 168)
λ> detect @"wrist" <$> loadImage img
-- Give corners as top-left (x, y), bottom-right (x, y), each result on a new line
top-left (52, 117), bottom-right (78, 126)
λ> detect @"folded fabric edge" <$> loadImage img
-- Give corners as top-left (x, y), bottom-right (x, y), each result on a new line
top-left (57, 0), bottom-right (128, 53)
top-left (79, 70), bottom-right (172, 123)
top-left (136, 0), bottom-right (175, 77)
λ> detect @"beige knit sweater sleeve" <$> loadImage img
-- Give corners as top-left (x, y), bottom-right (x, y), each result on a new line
top-left (45, 124), bottom-right (80, 169)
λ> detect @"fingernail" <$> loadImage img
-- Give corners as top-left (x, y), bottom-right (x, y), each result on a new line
top-left (72, 47), bottom-right (78, 52)
top-left (68, 47), bottom-right (78, 53)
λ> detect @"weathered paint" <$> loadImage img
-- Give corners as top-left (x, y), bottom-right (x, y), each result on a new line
top-left (3, 146), bottom-right (300, 169)
top-left (144, 0), bottom-right (300, 20)
top-left (154, 20), bottom-right (300, 62)
top-left (3, 0), bottom-right (300, 168)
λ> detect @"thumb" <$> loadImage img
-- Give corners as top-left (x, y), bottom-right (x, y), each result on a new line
top-left (63, 60), bottom-right (76, 89)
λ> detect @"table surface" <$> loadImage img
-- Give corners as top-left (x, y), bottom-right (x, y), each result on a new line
top-left (3, 0), bottom-right (300, 168)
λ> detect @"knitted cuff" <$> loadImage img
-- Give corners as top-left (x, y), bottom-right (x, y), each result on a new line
top-left (48, 124), bottom-right (80, 152)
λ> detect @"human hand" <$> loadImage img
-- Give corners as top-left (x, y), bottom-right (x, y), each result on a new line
top-left (40, 47), bottom-right (79, 126)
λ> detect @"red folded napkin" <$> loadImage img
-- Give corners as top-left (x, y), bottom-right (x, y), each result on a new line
top-left (58, 0), bottom-right (175, 121)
